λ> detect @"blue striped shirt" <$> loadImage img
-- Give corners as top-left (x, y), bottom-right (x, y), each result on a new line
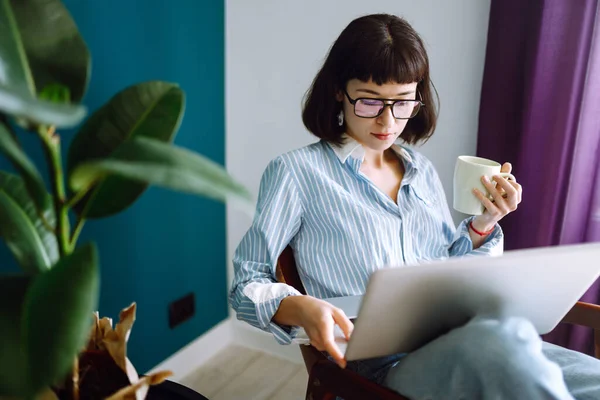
top-left (229, 136), bottom-right (503, 345)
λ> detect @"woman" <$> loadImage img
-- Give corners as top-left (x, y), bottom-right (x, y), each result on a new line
top-left (229, 13), bottom-right (600, 399)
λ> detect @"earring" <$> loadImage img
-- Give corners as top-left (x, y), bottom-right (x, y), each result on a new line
top-left (337, 110), bottom-right (344, 126)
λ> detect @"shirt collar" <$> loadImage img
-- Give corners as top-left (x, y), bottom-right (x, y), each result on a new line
top-left (327, 134), bottom-right (414, 166)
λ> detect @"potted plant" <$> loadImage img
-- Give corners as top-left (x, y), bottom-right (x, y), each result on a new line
top-left (0, 0), bottom-right (251, 398)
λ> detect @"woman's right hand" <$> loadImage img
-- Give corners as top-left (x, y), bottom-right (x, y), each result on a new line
top-left (275, 295), bottom-right (354, 368)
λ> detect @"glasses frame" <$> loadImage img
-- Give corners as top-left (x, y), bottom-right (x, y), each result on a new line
top-left (342, 88), bottom-right (425, 120)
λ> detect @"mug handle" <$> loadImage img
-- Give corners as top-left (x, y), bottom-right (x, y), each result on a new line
top-left (497, 173), bottom-right (516, 181)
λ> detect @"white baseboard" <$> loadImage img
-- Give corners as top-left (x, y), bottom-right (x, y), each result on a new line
top-left (145, 318), bottom-right (234, 382)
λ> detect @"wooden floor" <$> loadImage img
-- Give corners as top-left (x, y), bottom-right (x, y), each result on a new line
top-left (180, 344), bottom-right (308, 400)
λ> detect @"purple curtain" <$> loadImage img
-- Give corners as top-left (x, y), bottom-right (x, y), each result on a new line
top-left (476, 0), bottom-right (600, 355)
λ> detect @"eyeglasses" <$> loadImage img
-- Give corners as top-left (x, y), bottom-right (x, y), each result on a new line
top-left (343, 89), bottom-right (424, 119)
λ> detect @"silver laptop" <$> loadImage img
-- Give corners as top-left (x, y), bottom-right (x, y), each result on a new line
top-left (293, 242), bottom-right (600, 361)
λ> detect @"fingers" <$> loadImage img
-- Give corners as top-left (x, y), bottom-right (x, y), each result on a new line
top-left (509, 180), bottom-right (523, 203)
top-left (473, 187), bottom-right (501, 218)
top-left (479, 176), bottom-right (509, 213)
top-left (307, 311), bottom-right (348, 369)
top-left (501, 162), bottom-right (512, 174)
top-left (491, 176), bottom-right (519, 210)
top-left (332, 308), bottom-right (354, 341)
top-left (472, 163), bottom-right (522, 222)
top-left (498, 163), bottom-right (522, 202)
top-left (316, 315), bottom-right (346, 368)
top-left (323, 337), bottom-right (346, 369)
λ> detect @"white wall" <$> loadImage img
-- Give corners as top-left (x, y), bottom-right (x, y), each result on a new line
top-left (226, 0), bottom-right (492, 348)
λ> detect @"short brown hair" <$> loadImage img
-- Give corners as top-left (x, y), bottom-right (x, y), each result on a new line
top-left (302, 14), bottom-right (439, 145)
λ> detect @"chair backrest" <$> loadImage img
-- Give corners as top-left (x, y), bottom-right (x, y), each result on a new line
top-left (276, 245), bottom-right (307, 295)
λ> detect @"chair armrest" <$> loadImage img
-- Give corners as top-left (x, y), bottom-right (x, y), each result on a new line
top-left (561, 301), bottom-right (600, 329)
top-left (307, 360), bottom-right (409, 400)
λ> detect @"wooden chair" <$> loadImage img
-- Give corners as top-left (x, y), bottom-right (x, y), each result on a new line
top-left (275, 245), bottom-right (600, 400)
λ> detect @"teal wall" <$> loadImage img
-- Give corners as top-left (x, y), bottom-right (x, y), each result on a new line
top-left (0, 0), bottom-right (227, 373)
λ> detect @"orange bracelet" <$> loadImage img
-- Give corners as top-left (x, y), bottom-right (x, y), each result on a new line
top-left (469, 220), bottom-right (495, 236)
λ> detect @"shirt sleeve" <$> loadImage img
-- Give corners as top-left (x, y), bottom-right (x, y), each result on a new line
top-left (228, 156), bottom-right (305, 345)
top-left (427, 159), bottom-right (504, 258)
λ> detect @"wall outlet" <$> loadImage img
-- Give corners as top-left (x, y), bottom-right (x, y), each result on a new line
top-left (168, 292), bottom-right (195, 329)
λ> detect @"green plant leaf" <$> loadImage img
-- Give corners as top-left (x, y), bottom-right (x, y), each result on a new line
top-left (0, 275), bottom-right (31, 396)
top-left (0, 87), bottom-right (87, 128)
top-left (0, 171), bottom-right (58, 268)
top-left (69, 136), bottom-right (253, 211)
top-left (0, 122), bottom-right (49, 212)
top-left (0, 0), bottom-right (36, 97)
top-left (0, 0), bottom-right (87, 128)
top-left (0, 189), bottom-right (53, 273)
top-left (22, 242), bottom-right (99, 394)
top-left (9, 0), bottom-right (91, 103)
top-left (67, 81), bottom-right (186, 218)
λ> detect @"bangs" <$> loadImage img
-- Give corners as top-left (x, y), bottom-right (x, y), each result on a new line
top-left (337, 25), bottom-right (428, 87)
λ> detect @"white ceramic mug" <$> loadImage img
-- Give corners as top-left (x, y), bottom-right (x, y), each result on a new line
top-left (453, 156), bottom-right (516, 215)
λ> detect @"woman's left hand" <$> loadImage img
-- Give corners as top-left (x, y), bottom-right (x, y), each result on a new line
top-left (471, 162), bottom-right (523, 232)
